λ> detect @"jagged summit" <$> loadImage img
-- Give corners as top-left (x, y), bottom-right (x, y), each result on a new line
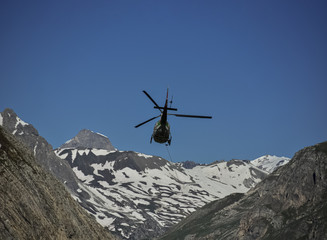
top-left (0, 108), bottom-right (37, 136)
top-left (59, 129), bottom-right (116, 151)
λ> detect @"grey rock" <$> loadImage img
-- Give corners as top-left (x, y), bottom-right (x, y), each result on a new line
top-left (0, 108), bottom-right (79, 191)
top-left (0, 109), bottom-right (119, 238)
top-left (0, 126), bottom-right (116, 240)
top-left (159, 142), bottom-right (327, 240)
top-left (59, 129), bottom-right (116, 151)
top-left (180, 160), bottom-right (199, 169)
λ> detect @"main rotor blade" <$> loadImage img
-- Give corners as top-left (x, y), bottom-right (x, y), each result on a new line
top-left (134, 115), bottom-right (160, 128)
top-left (170, 114), bottom-right (212, 119)
top-left (143, 90), bottom-right (162, 113)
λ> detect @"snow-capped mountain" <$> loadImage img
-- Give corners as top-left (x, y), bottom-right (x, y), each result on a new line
top-left (251, 155), bottom-right (290, 173)
top-left (60, 129), bottom-right (116, 151)
top-left (1, 108), bottom-right (282, 240)
top-left (55, 130), bottom-right (268, 239)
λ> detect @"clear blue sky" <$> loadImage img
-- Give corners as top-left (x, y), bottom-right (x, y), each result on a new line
top-left (1, 0), bottom-right (326, 163)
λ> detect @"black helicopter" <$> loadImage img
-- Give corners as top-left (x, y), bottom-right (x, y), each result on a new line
top-left (135, 89), bottom-right (212, 145)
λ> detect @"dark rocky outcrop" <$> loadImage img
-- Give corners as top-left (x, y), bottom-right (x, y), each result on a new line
top-left (159, 142), bottom-right (327, 240)
top-left (0, 126), bottom-right (116, 240)
top-left (180, 160), bottom-right (199, 169)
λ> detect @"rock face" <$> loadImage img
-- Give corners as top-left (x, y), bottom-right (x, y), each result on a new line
top-left (59, 129), bottom-right (116, 151)
top-left (0, 108), bottom-right (79, 191)
top-left (179, 160), bottom-right (199, 169)
top-left (0, 126), bottom-right (116, 240)
top-left (159, 142), bottom-right (327, 240)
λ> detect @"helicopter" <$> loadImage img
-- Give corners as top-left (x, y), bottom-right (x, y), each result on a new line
top-left (135, 89), bottom-right (212, 145)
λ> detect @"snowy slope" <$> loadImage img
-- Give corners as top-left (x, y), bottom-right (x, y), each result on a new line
top-left (251, 155), bottom-right (290, 173)
top-left (55, 144), bottom-right (268, 239)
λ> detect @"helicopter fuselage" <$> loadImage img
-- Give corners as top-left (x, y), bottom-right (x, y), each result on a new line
top-left (151, 95), bottom-right (172, 144)
top-left (152, 120), bottom-right (171, 144)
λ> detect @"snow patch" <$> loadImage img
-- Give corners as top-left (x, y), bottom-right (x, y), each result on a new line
top-left (131, 211), bottom-right (146, 221)
top-left (64, 139), bottom-right (73, 144)
top-left (71, 149), bottom-right (78, 163)
top-left (136, 152), bottom-right (153, 159)
top-left (78, 149), bottom-right (90, 156)
top-left (98, 181), bottom-right (110, 189)
top-left (72, 167), bottom-right (94, 184)
top-left (60, 153), bottom-right (68, 159)
top-left (252, 155), bottom-right (290, 173)
top-left (91, 149), bottom-right (116, 156)
top-left (96, 216), bottom-right (116, 228)
top-left (95, 131), bottom-right (108, 138)
top-left (15, 116), bottom-right (28, 128)
top-left (72, 195), bottom-right (81, 203)
top-left (0, 113), bottom-right (3, 126)
top-left (33, 142), bottom-right (38, 156)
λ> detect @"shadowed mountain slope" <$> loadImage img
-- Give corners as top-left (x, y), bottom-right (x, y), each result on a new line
top-left (159, 142), bottom-right (327, 240)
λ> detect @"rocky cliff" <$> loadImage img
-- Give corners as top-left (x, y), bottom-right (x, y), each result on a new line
top-left (0, 108), bottom-right (79, 191)
top-left (0, 126), bottom-right (116, 240)
top-left (159, 142), bottom-right (327, 240)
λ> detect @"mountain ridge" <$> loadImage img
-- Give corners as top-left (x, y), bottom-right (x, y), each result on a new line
top-left (0, 125), bottom-right (116, 240)
top-left (55, 130), bottom-right (270, 239)
top-left (0, 108), bottom-right (80, 191)
top-left (159, 141), bottom-right (327, 240)
top-left (0, 108), bottom-right (289, 240)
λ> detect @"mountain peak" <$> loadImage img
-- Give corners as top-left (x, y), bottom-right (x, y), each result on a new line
top-left (251, 154), bottom-right (290, 173)
top-left (59, 129), bottom-right (116, 151)
top-left (1, 108), bottom-right (38, 136)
